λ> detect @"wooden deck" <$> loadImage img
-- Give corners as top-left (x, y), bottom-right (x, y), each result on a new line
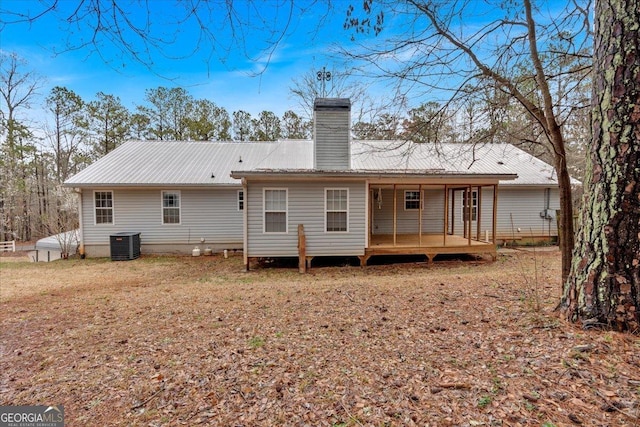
top-left (360, 233), bottom-right (496, 265)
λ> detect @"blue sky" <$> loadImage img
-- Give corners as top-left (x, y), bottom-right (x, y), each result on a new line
top-left (1, 1), bottom-right (579, 127)
top-left (1, 1), bottom-right (365, 120)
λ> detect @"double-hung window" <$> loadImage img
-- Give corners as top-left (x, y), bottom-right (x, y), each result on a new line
top-left (404, 190), bottom-right (421, 210)
top-left (462, 189), bottom-right (478, 221)
top-left (162, 191), bottom-right (181, 224)
top-left (94, 191), bottom-right (114, 224)
top-left (325, 188), bottom-right (348, 232)
top-left (264, 189), bottom-right (287, 233)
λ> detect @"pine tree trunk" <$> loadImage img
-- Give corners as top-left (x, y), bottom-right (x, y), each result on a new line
top-left (561, 0), bottom-right (640, 332)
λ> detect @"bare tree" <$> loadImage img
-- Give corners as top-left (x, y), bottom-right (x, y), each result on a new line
top-left (289, 64), bottom-right (396, 123)
top-left (344, 0), bottom-right (592, 282)
top-left (0, 1), bottom-right (333, 76)
top-left (560, 0), bottom-right (639, 332)
top-left (44, 86), bottom-right (85, 183)
top-left (0, 53), bottom-right (39, 149)
top-left (401, 101), bottom-right (454, 144)
top-left (353, 112), bottom-right (403, 140)
top-left (0, 52), bottom-right (41, 241)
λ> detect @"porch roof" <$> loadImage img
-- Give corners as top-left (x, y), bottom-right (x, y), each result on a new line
top-left (230, 168), bottom-right (517, 184)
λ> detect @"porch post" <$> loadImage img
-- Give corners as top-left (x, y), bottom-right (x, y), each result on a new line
top-left (477, 186), bottom-right (482, 241)
top-left (451, 188), bottom-right (455, 236)
top-left (492, 184), bottom-right (498, 245)
top-left (443, 184), bottom-right (448, 247)
top-left (462, 188), bottom-right (467, 239)
top-left (367, 184), bottom-right (372, 249)
top-left (418, 184), bottom-right (423, 247)
top-left (393, 184), bottom-right (397, 246)
top-left (467, 185), bottom-right (472, 246)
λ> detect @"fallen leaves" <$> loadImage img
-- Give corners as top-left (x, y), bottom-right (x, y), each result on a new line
top-left (1, 251), bottom-right (639, 426)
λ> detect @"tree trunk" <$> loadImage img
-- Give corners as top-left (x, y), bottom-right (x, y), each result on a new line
top-left (550, 128), bottom-right (575, 283)
top-left (561, 0), bottom-right (640, 332)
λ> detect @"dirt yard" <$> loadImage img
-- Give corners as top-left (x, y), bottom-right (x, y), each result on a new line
top-left (1, 250), bottom-right (638, 426)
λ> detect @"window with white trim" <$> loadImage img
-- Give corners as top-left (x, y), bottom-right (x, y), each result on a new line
top-left (404, 190), bottom-right (421, 210)
top-left (462, 189), bottom-right (478, 221)
top-left (162, 191), bottom-right (181, 224)
top-left (325, 188), bottom-right (348, 232)
top-left (264, 189), bottom-right (287, 233)
top-left (94, 191), bottom-right (114, 224)
top-left (238, 190), bottom-right (244, 211)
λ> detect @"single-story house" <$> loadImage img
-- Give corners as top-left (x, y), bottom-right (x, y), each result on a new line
top-left (64, 98), bottom-right (578, 268)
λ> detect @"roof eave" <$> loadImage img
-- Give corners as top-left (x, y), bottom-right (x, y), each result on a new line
top-left (63, 182), bottom-right (242, 188)
top-left (231, 169), bottom-right (518, 182)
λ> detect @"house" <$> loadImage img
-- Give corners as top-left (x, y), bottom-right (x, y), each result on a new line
top-left (65, 98), bottom-right (575, 268)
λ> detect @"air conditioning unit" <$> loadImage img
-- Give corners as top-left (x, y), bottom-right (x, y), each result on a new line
top-left (110, 232), bottom-right (141, 261)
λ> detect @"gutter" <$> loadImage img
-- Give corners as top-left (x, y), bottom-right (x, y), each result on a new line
top-left (62, 183), bottom-right (244, 189)
top-left (231, 169), bottom-right (518, 182)
top-left (73, 188), bottom-right (84, 258)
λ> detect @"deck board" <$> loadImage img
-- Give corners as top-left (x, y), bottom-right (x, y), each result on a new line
top-left (364, 233), bottom-right (496, 262)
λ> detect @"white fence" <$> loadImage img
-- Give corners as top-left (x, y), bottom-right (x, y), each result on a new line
top-left (0, 240), bottom-right (16, 252)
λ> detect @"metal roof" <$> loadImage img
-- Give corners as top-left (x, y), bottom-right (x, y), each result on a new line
top-left (65, 139), bottom-right (576, 187)
top-left (35, 230), bottom-right (79, 250)
top-left (64, 140), bottom-right (313, 187)
top-left (350, 141), bottom-right (580, 186)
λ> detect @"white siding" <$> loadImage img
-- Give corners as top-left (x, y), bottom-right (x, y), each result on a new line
top-left (314, 110), bottom-right (350, 170)
top-left (370, 186), bottom-right (559, 240)
top-left (448, 186), bottom-right (558, 239)
top-left (79, 184), bottom-right (558, 257)
top-left (494, 187), bottom-right (559, 239)
top-left (371, 188), bottom-right (446, 235)
top-left (247, 181), bottom-right (367, 257)
top-left (81, 187), bottom-right (243, 250)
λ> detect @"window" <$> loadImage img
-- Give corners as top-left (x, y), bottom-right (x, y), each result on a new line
top-left (238, 190), bottom-right (244, 211)
top-left (162, 191), bottom-right (181, 224)
top-left (404, 190), bottom-right (421, 210)
top-left (94, 191), bottom-right (113, 224)
top-left (462, 189), bottom-right (478, 221)
top-left (326, 188), bottom-right (348, 232)
top-left (264, 189), bottom-right (287, 233)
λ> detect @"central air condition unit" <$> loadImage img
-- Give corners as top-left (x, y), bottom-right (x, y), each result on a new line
top-left (110, 232), bottom-right (141, 261)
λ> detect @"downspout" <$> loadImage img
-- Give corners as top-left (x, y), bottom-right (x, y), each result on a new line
top-left (74, 188), bottom-right (85, 258)
top-left (418, 184), bottom-right (423, 247)
top-left (492, 185), bottom-right (498, 246)
top-left (242, 178), bottom-right (248, 271)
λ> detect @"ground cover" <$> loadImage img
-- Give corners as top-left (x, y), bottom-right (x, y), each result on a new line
top-left (1, 251), bottom-right (638, 426)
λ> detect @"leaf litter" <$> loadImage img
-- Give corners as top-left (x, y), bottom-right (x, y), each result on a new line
top-left (0, 250), bottom-right (638, 426)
